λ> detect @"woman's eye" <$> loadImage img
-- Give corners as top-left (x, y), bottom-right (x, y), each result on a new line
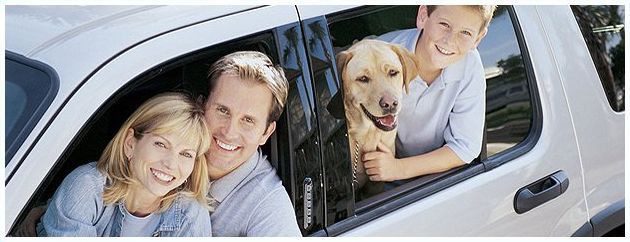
top-left (181, 152), bottom-right (193, 159)
top-left (154, 141), bottom-right (167, 148)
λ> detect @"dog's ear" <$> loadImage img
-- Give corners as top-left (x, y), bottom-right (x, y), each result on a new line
top-left (390, 44), bottom-right (420, 94)
top-left (329, 51), bottom-right (353, 120)
top-left (336, 50), bottom-right (353, 76)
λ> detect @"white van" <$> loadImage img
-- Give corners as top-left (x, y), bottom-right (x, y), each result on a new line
top-left (5, 5), bottom-right (624, 236)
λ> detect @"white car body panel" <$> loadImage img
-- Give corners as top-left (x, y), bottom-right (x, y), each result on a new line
top-left (4, 5), bottom-right (624, 236)
top-left (340, 5), bottom-right (593, 236)
top-left (5, 5), bottom-right (298, 230)
top-left (535, 6), bottom-right (625, 219)
top-left (5, 5), bottom-right (259, 175)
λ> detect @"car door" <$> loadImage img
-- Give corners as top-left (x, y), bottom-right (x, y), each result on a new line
top-left (296, 5), bottom-right (589, 236)
top-left (5, 5), bottom-right (301, 233)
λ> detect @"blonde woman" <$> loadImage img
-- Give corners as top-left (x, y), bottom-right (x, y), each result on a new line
top-left (38, 92), bottom-right (213, 236)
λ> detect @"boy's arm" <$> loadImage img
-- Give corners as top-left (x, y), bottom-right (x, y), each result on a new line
top-left (363, 143), bottom-right (465, 181)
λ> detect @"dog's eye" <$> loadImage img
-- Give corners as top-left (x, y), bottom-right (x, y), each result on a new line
top-left (356, 76), bottom-right (369, 83)
top-left (389, 70), bottom-right (399, 77)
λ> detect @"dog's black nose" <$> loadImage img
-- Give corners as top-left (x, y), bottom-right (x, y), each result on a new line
top-left (379, 95), bottom-right (398, 111)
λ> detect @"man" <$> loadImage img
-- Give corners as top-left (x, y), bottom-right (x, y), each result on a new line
top-left (203, 51), bottom-right (301, 236)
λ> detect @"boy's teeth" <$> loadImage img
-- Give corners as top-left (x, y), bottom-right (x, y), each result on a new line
top-left (437, 45), bottom-right (452, 55)
top-left (217, 139), bottom-right (238, 151)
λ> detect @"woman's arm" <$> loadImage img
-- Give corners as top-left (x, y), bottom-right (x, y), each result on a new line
top-left (40, 164), bottom-right (102, 236)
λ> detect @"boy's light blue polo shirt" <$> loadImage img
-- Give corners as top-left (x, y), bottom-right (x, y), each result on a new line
top-left (378, 28), bottom-right (486, 163)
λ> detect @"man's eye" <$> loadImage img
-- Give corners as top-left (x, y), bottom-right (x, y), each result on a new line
top-left (154, 141), bottom-right (167, 148)
top-left (217, 107), bottom-right (229, 115)
top-left (244, 117), bottom-right (255, 124)
top-left (439, 22), bottom-right (450, 28)
top-left (388, 69), bottom-right (399, 77)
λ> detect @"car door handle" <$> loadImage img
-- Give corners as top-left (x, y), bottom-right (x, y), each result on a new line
top-left (514, 170), bottom-right (569, 214)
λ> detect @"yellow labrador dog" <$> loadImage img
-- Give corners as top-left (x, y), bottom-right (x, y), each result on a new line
top-left (337, 39), bottom-right (419, 195)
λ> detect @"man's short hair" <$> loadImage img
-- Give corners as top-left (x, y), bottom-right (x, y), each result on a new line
top-left (207, 51), bottom-right (289, 125)
top-left (426, 5), bottom-right (497, 32)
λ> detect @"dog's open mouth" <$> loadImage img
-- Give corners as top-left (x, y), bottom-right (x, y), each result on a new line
top-left (360, 104), bottom-right (397, 131)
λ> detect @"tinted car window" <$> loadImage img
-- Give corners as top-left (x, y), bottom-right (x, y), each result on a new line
top-left (274, 23), bottom-right (326, 235)
top-left (571, 5), bottom-right (625, 112)
top-left (325, 5), bottom-right (537, 202)
top-left (477, 6), bottom-right (533, 157)
top-left (5, 52), bottom-right (59, 164)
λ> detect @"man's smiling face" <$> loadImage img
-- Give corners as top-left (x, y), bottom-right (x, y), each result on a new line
top-left (204, 74), bottom-right (276, 180)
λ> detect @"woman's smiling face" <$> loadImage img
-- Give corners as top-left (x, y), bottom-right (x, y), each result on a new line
top-left (125, 130), bottom-right (198, 199)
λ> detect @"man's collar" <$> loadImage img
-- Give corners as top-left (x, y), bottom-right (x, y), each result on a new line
top-left (208, 149), bottom-right (262, 203)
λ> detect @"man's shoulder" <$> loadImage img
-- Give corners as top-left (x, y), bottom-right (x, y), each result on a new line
top-left (235, 157), bottom-right (284, 197)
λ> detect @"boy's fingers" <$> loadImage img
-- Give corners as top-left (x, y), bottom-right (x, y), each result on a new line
top-left (362, 151), bottom-right (383, 161)
top-left (363, 160), bottom-right (377, 169)
top-left (369, 174), bottom-right (382, 181)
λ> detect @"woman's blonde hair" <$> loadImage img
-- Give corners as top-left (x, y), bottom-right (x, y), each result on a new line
top-left (96, 92), bottom-right (212, 212)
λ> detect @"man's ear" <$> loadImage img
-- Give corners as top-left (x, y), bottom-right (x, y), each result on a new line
top-left (416, 5), bottom-right (429, 29)
top-left (390, 44), bottom-right (420, 94)
top-left (473, 27), bottom-right (488, 49)
top-left (259, 121), bottom-right (276, 146)
top-left (123, 128), bottom-right (137, 161)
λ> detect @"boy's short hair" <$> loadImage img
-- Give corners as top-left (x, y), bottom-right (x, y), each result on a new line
top-left (426, 5), bottom-right (497, 32)
top-left (207, 51), bottom-right (289, 126)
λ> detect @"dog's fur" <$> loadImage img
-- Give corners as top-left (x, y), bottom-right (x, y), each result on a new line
top-left (336, 39), bottom-right (419, 195)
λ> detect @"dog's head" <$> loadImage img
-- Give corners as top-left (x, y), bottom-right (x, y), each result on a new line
top-left (336, 39), bottom-right (420, 132)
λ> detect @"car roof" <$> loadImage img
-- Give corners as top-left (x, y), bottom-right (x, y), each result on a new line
top-left (5, 6), bottom-right (261, 94)
top-left (6, 5), bottom-right (259, 57)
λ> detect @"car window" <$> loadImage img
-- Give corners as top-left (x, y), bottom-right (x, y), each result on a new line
top-left (477, 6), bottom-right (533, 158)
top-left (315, 5), bottom-right (540, 234)
top-left (571, 5), bottom-right (625, 112)
top-left (8, 28), bottom-right (303, 235)
top-left (5, 52), bottom-right (59, 164)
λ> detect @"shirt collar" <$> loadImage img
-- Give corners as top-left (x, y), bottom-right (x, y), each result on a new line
top-left (208, 149), bottom-right (262, 203)
top-left (410, 28), bottom-right (468, 87)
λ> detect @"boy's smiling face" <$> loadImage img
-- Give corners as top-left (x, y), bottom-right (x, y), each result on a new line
top-left (415, 5), bottom-right (487, 70)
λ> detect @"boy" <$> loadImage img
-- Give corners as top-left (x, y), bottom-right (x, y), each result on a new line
top-left (364, 5), bottom-right (496, 181)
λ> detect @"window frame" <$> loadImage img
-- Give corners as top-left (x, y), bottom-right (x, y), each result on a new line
top-left (7, 28), bottom-right (303, 236)
top-left (316, 5), bottom-right (543, 236)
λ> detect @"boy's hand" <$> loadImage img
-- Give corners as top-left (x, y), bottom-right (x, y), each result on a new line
top-left (362, 142), bottom-right (402, 182)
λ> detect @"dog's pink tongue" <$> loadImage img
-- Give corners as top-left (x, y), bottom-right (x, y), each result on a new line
top-left (378, 115), bottom-right (396, 127)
